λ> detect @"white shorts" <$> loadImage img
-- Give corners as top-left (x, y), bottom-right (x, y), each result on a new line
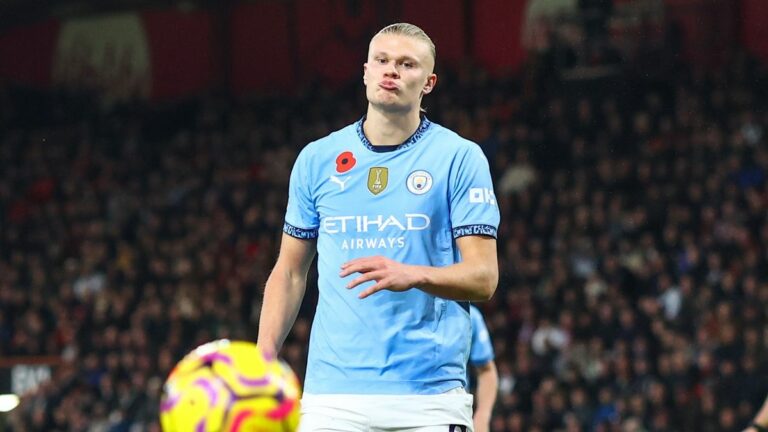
top-left (299, 387), bottom-right (474, 432)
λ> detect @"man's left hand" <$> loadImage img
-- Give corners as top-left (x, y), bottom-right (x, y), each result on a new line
top-left (340, 256), bottom-right (422, 299)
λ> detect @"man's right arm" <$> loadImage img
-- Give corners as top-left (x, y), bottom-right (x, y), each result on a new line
top-left (473, 360), bottom-right (498, 432)
top-left (257, 233), bottom-right (317, 355)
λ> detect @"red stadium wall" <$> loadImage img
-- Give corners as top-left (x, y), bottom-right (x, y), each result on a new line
top-left (664, 0), bottom-right (738, 69)
top-left (293, 0), bottom-right (376, 87)
top-left (0, 0), bottom-right (765, 99)
top-left (231, 2), bottom-right (294, 94)
top-left (472, 0), bottom-right (529, 75)
top-left (399, 0), bottom-right (467, 68)
top-left (0, 0), bottom-right (525, 98)
top-left (741, 0), bottom-right (768, 64)
top-left (0, 19), bottom-right (59, 87)
top-left (141, 9), bottom-right (219, 100)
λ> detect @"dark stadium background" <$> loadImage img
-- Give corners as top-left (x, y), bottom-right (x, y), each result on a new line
top-left (1, 0), bottom-right (768, 431)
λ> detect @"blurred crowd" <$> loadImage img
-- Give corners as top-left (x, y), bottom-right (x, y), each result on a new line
top-left (2, 47), bottom-right (768, 431)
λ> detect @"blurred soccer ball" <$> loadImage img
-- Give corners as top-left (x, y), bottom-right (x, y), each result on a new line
top-left (160, 339), bottom-right (301, 432)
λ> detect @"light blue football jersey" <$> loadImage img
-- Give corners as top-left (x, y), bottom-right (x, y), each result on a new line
top-left (469, 305), bottom-right (495, 368)
top-left (467, 305), bottom-right (495, 390)
top-left (284, 117), bottom-right (500, 395)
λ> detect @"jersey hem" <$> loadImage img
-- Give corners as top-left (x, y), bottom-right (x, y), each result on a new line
top-left (304, 378), bottom-right (464, 395)
top-left (469, 357), bottom-right (494, 366)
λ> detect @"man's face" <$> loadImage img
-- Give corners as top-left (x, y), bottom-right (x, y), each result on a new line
top-left (363, 33), bottom-right (436, 113)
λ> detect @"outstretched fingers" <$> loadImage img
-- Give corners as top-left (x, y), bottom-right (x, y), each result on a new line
top-left (339, 256), bottom-right (403, 298)
top-left (339, 256), bottom-right (384, 277)
top-left (357, 280), bottom-right (388, 299)
top-left (346, 271), bottom-right (385, 289)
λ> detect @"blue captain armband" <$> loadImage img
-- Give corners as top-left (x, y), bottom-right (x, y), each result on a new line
top-left (283, 222), bottom-right (318, 239)
top-left (452, 224), bottom-right (497, 239)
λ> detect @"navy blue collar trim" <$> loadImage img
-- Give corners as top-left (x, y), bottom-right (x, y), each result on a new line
top-left (355, 116), bottom-right (432, 153)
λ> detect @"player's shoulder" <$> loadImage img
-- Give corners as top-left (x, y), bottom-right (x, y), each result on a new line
top-left (427, 120), bottom-right (486, 157)
top-left (300, 122), bottom-right (358, 156)
top-left (294, 123), bottom-right (359, 172)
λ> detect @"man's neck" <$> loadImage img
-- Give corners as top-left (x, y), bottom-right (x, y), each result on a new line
top-left (363, 106), bottom-right (422, 146)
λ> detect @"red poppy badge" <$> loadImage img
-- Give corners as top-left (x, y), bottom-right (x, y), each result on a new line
top-left (335, 151), bottom-right (356, 173)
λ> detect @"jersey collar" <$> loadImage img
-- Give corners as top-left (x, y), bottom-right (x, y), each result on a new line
top-left (355, 115), bottom-right (432, 153)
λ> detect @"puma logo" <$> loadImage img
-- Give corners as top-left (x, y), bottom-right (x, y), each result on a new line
top-left (329, 175), bottom-right (351, 191)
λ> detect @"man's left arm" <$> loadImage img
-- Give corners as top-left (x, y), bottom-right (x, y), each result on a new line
top-left (473, 360), bottom-right (498, 432)
top-left (341, 235), bottom-right (498, 301)
top-left (418, 235), bottom-right (498, 300)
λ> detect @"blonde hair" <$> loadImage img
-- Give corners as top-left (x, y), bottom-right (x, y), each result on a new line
top-left (375, 23), bottom-right (436, 65)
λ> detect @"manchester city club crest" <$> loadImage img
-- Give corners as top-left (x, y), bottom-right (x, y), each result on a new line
top-left (367, 167), bottom-right (388, 195)
top-left (406, 170), bottom-right (433, 195)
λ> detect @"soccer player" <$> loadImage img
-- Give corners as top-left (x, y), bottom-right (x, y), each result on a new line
top-left (258, 22), bottom-right (500, 432)
top-left (468, 305), bottom-right (498, 432)
top-left (744, 395), bottom-right (768, 432)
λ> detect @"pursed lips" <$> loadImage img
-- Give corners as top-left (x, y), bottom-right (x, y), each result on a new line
top-left (379, 80), bottom-right (399, 91)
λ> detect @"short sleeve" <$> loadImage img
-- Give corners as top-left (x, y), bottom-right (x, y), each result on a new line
top-left (283, 148), bottom-right (319, 239)
top-left (470, 306), bottom-right (495, 366)
top-left (449, 145), bottom-right (500, 239)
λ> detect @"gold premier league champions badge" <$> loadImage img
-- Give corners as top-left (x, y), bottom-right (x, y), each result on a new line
top-left (367, 167), bottom-right (388, 195)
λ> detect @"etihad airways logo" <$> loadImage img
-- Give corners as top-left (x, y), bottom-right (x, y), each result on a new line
top-left (321, 213), bottom-right (430, 234)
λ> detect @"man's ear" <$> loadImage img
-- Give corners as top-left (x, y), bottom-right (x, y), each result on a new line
top-left (422, 74), bottom-right (438, 95)
top-left (363, 63), bottom-right (368, 85)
